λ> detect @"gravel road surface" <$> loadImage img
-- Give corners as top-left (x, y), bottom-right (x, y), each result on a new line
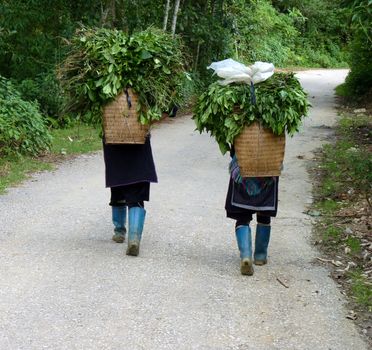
top-left (1, 69), bottom-right (367, 350)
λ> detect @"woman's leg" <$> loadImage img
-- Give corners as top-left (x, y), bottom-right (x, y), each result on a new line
top-left (254, 214), bottom-right (271, 265)
top-left (112, 205), bottom-right (127, 243)
top-left (110, 187), bottom-right (128, 243)
top-left (110, 182), bottom-right (148, 253)
top-left (235, 218), bottom-right (254, 276)
top-left (126, 202), bottom-right (146, 256)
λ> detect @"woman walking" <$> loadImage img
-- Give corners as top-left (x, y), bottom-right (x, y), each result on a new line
top-left (225, 151), bottom-right (278, 275)
top-left (103, 135), bottom-right (157, 256)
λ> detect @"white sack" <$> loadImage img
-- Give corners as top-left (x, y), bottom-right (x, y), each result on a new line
top-left (207, 58), bottom-right (274, 86)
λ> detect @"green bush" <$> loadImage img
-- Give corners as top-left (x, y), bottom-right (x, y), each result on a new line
top-left (342, 1), bottom-right (372, 97)
top-left (232, 0), bottom-right (300, 66)
top-left (272, 0), bottom-right (349, 67)
top-left (344, 32), bottom-right (372, 96)
top-left (15, 71), bottom-right (66, 122)
top-left (0, 76), bottom-right (51, 156)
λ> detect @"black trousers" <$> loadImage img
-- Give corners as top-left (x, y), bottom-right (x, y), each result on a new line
top-left (236, 215), bottom-right (271, 228)
top-left (109, 182), bottom-right (150, 207)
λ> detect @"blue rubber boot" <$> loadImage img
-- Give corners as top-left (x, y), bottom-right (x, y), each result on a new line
top-left (112, 206), bottom-right (127, 243)
top-left (254, 224), bottom-right (271, 265)
top-left (235, 225), bottom-right (254, 276)
top-left (126, 207), bottom-right (146, 256)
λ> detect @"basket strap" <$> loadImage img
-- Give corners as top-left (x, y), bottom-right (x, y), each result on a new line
top-left (125, 88), bottom-right (132, 108)
top-left (250, 81), bottom-right (256, 105)
top-left (121, 89), bottom-right (135, 143)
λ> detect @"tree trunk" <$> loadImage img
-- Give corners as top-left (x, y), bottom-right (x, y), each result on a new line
top-left (194, 41), bottom-right (201, 72)
top-left (211, 0), bottom-right (216, 15)
top-left (171, 0), bottom-right (181, 37)
top-left (109, 0), bottom-right (116, 25)
top-left (163, 0), bottom-right (171, 31)
top-left (101, 0), bottom-right (116, 28)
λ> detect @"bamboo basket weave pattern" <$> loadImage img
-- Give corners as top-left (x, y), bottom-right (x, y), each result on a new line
top-left (234, 122), bottom-right (286, 177)
top-left (103, 89), bottom-right (149, 144)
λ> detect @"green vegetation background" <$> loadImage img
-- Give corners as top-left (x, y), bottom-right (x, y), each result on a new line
top-left (0, 0), bottom-right (370, 172)
top-left (0, 0), bottom-right (366, 126)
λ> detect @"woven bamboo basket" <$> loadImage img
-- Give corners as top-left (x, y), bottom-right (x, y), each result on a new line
top-left (234, 122), bottom-right (286, 177)
top-left (103, 88), bottom-right (149, 144)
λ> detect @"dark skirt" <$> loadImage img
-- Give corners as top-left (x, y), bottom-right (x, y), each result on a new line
top-left (103, 135), bottom-right (158, 188)
top-left (225, 176), bottom-right (279, 222)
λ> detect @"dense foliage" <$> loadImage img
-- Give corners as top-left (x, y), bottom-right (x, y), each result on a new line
top-left (193, 73), bottom-right (310, 154)
top-left (59, 27), bottom-right (186, 125)
top-left (231, 0), bottom-right (300, 66)
top-left (0, 77), bottom-right (51, 156)
top-left (0, 0), bottom-right (369, 158)
top-left (342, 0), bottom-right (372, 97)
top-left (271, 0), bottom-right (349, 67)
top-left (0, 0), bottom-right (355, 122)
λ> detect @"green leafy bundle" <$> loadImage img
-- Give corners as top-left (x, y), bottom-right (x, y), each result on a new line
top-left (58, 27), bottom-right (187, 125)
top-left (193, 73), bottom-right (310, 154)
top-left (0, 76), bottom-right (51, 156)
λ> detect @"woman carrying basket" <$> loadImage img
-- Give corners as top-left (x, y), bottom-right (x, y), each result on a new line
top-left (103, 136), bottom-right (157, 256)
top-left (225, 148), bottom-right (279, 276)
top-left (193, 60), bottom-right (307, 276)
top-left (102, 88), bottom-right (158, 256)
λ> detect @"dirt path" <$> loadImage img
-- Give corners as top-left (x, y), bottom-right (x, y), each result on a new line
top-left (0, 69), bottom-right (367, 350)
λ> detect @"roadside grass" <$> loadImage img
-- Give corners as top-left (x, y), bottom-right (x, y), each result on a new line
top-left (312, 110), bottom-right (371, 335)
top-left (350, 270), bottom-right (372, 312)
top-left (335, 83), bottom-right (350, 97)
top-left (50, 124), bottom-right (102, 155)
top-left (0, 156), bottom-right (53, 194)
top-left (0, 124), bottom-right (101, 194)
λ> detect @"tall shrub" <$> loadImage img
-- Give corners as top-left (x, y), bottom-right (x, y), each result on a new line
top-left (231, 0), bottom-right (300, 66)
top-left (343, 0), bottom-right (372, 96)
top-left (0, 77), bottom-right (51, 156)
top-left (272, 0), bottom-right (349, 67)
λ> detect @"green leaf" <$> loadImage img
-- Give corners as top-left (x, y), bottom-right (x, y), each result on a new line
top-left (140, 50), bottom-right (153, 59)
top-left (88, 89), bottom-right (95, 102)
top-left (193, 73), bottom-right (309, 149)
top-left (103, 84), bottom-right (112, 95)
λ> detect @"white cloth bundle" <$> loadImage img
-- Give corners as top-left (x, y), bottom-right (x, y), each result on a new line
top-left (207, 59), bottom-right (274, 85)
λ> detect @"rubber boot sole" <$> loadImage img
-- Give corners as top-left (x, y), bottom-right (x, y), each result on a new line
top-left (254, 259), bottom-right (267, 266)
top-left (240, 258), bottom-right (254, 276)
top-left (126, 241), bottom-right (140, 256)
top-left (112, 235), bottom-right (125, 243)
